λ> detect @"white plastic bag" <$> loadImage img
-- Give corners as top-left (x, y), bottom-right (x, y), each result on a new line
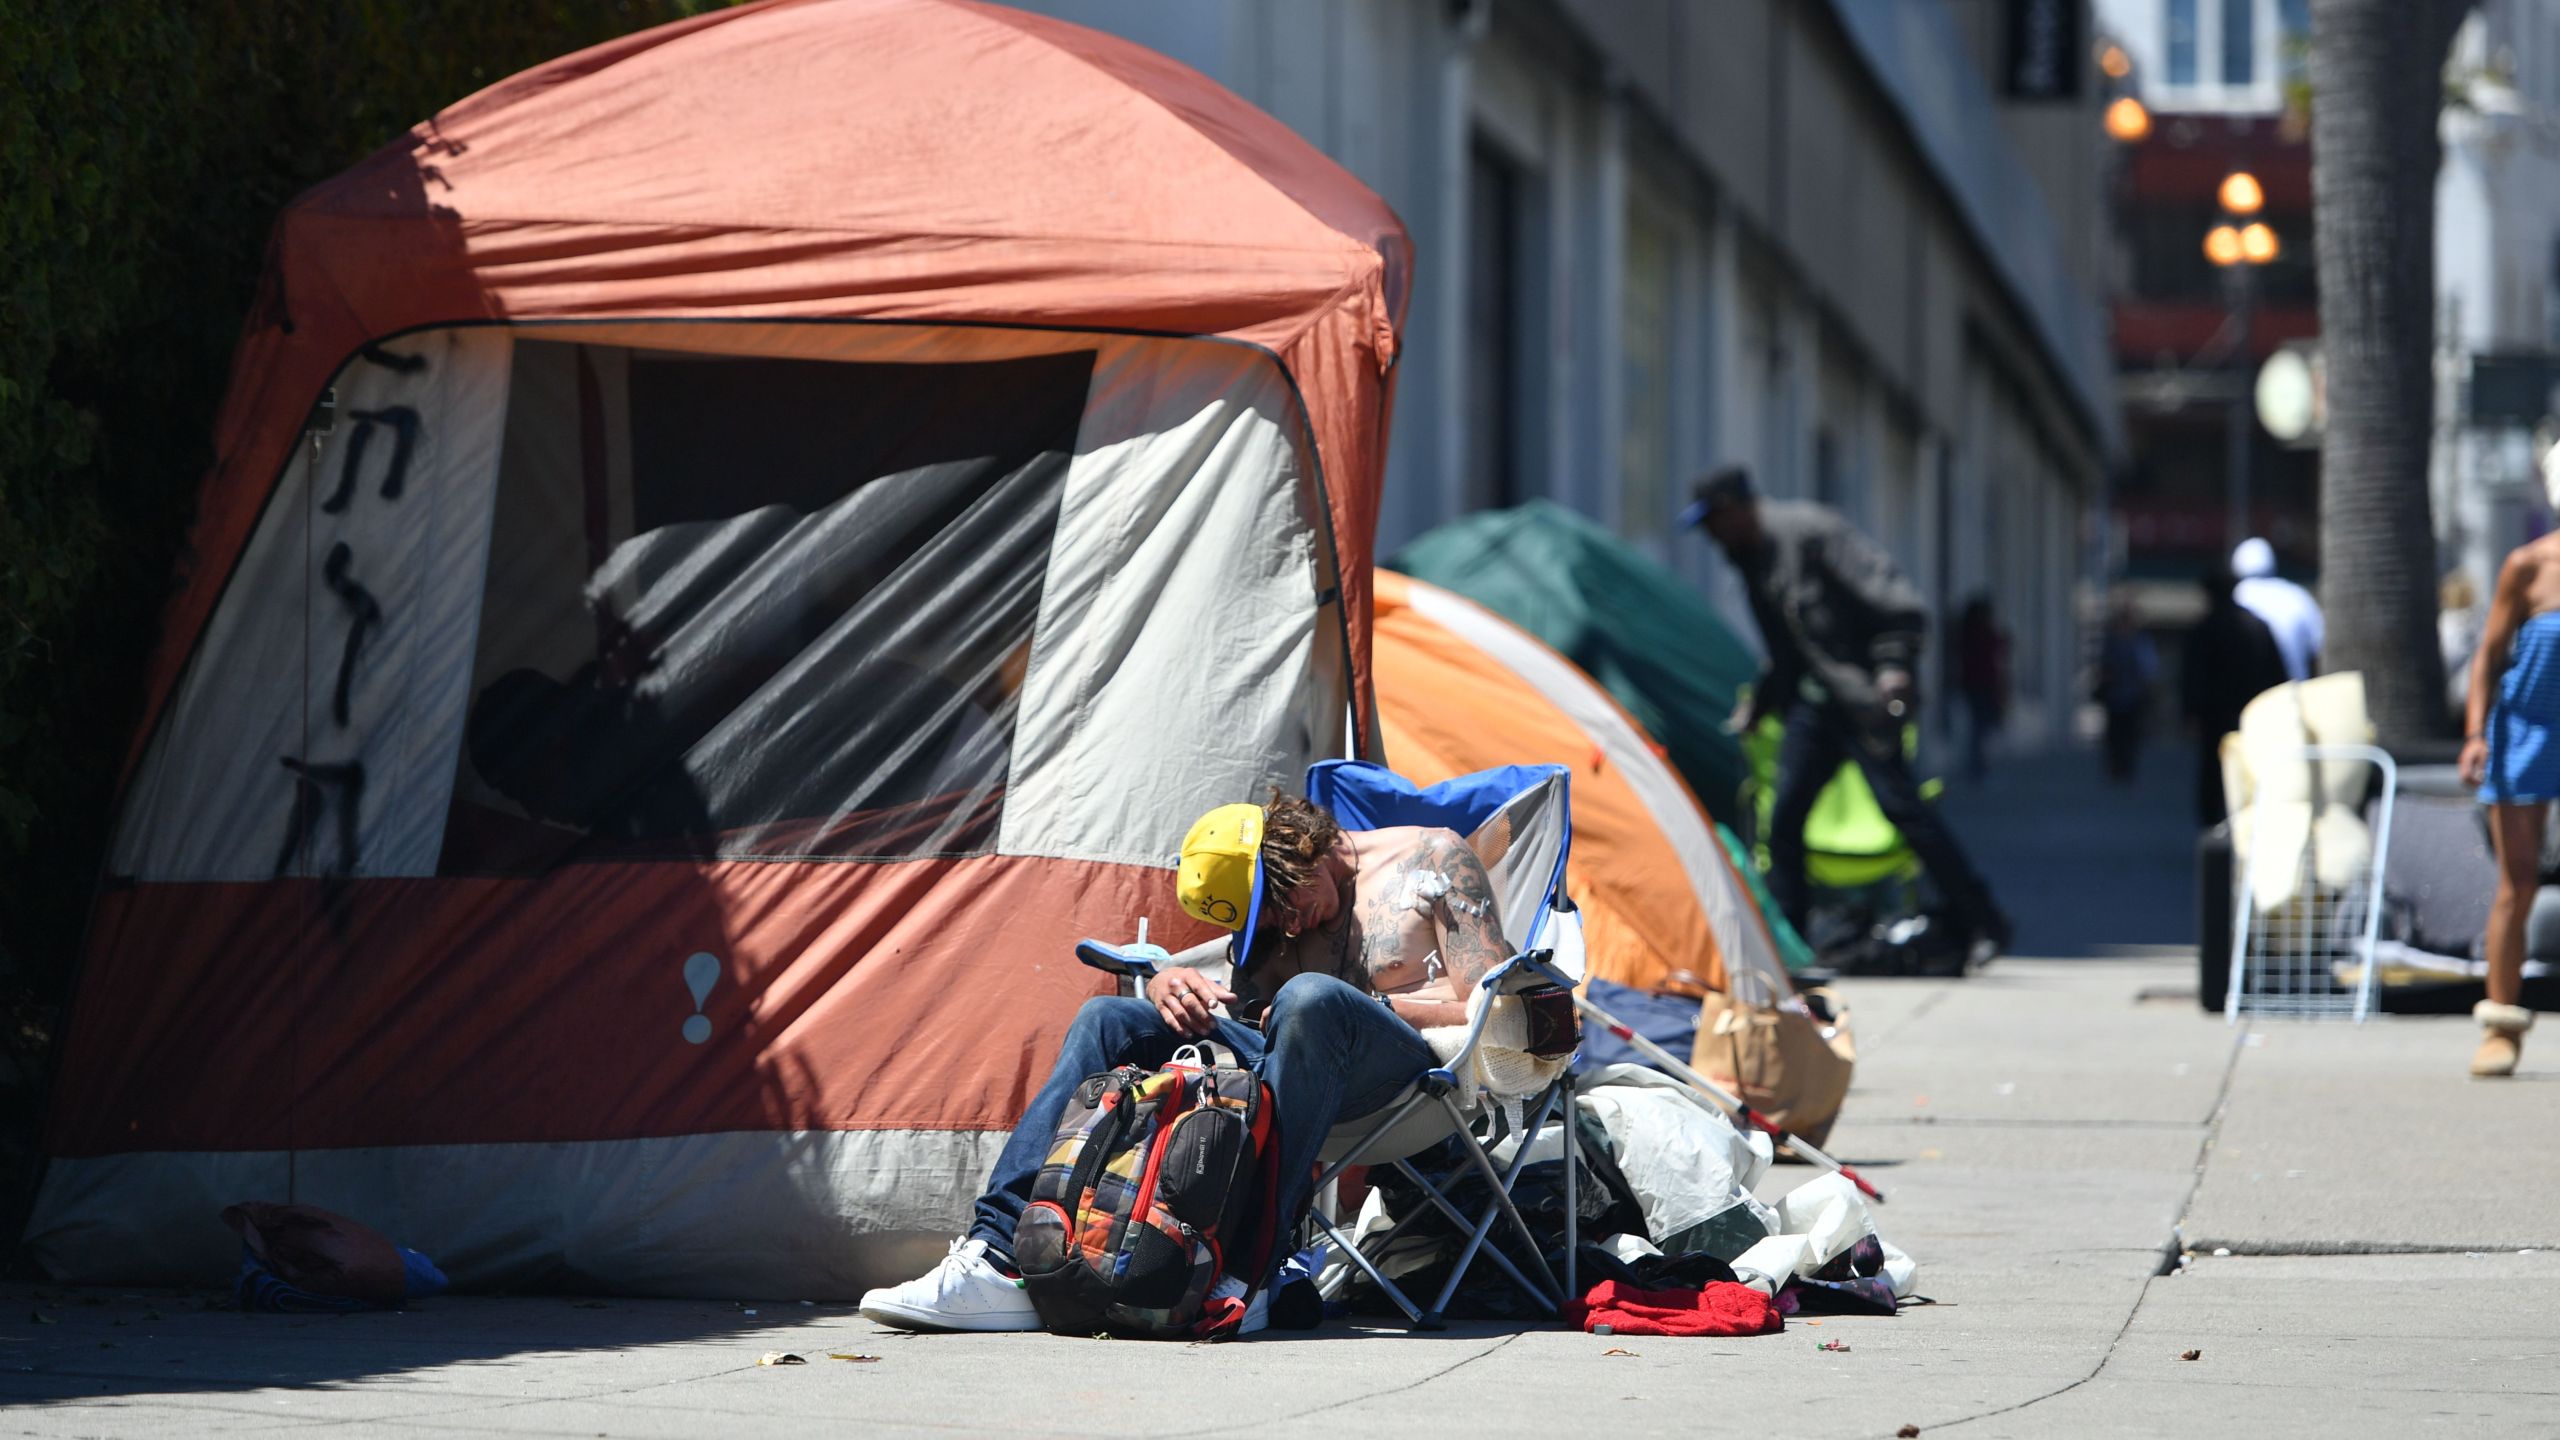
top-left (1574, 1063), bottom-right (1776, 1248)
top-left (1728, 1172), bottom-right (1917, 1299)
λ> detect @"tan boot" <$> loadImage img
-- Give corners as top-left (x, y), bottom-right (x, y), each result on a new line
top-left (2471, 1001), bottom-right (2534, 1078)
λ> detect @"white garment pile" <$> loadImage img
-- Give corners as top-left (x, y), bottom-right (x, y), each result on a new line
top-left (1728, 1171), bottom-right (1919, 1300)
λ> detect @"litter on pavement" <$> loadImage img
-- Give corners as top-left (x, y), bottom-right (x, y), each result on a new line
top-left (222, 1203), bottom-right (446, 1314)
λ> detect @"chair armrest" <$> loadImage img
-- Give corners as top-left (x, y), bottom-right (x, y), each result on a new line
top-left (1075, 941), bottom-right (1161, 982)
top-left (1434, 956), bottom-right (1520, 1063)
top-left (1076, 937), bottom-right (1233, 1001)
top-left (1498, 949), bottom-right (1575, 993)
top-left (1440, 949), bottom-right (1576, 1068)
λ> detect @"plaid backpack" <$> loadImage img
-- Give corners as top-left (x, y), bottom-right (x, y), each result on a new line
top-left (1013, 1044), bottom-right (1279, 1339)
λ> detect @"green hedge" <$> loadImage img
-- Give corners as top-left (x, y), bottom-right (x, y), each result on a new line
top-left (0, 2), bottom-right (732, 995)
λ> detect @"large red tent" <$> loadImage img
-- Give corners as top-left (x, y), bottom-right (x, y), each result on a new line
top-left (33, 0), bottom-right (1408, 1297)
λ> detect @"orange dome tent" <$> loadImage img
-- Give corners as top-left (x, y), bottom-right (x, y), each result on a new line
top-left (1373, 572), bottom-right (1790, 1000)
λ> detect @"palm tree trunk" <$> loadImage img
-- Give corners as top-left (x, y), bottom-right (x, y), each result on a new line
top-left (2310, 0), bottom-right (2471, 745)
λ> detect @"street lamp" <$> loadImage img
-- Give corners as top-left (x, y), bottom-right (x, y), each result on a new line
top-left (2208, 172), bottom-right (2279, 549)
top-left (2105, 95), bottom-right (2152, 143)
top-left (2098, 34), bottom-right (2148, 142)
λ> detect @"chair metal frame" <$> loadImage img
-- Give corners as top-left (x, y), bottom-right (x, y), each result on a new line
top-left (1299, 941), bottom-right (1587, 1328)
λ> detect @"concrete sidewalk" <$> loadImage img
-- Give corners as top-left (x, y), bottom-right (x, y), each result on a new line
top-left (7, 746), bottom-right (2554, 1436)
top-left (6, 954), bottom-right (2554, 1438)
top-left (1935, 742), bottom-right (2205, 959)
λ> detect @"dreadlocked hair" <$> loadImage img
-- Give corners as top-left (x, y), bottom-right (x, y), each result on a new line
top-left (1259, 788), bottom-right (1343, 909)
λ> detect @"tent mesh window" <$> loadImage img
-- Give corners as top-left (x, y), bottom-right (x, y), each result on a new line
top-left (439, 342), bottom-right (1095, 871)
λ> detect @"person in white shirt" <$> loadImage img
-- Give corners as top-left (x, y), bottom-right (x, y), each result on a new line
top-left (2231, 537), bottom-right (2323, 681)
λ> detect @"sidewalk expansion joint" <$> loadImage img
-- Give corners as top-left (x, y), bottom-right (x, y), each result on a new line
top-left (1860, 1117), bottom-right (2206, 1130)
top-left (1927, 1024), bottom-right (2249, 1432)
top-left (1159, 1330), bottom-right (1520, 1436)
top-left (1858, 988), bottom-right (1957, 1049)
top-left (2183, 1240), bottom-right (2556, 1257)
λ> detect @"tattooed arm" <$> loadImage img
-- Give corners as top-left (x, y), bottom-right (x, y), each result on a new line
top-left (1380, 832), bottom-right (1513, 1030)
top-left (1425, 832), bottom-right (1512, 990)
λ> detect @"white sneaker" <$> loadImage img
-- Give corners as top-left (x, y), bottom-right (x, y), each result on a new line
top-left (857, 1238), bottom-right (1040, 1333)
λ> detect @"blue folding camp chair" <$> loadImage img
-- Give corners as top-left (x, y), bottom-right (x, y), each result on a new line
top-left (1078, 759), bottom-right (1592, 1329)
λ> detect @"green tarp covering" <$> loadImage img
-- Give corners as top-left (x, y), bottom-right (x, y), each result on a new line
top-left (1390, 500), bottom-right (1758, 819)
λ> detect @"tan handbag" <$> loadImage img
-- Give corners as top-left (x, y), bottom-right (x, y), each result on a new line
top-left (1688, 971), bottom-right (1856, 1148)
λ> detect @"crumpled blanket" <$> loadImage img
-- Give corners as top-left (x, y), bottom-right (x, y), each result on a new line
top-left (1562, 1278), bottom-right (1782, 1337)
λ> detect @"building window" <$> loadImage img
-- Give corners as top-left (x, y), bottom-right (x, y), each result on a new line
top-left (1621, 206), bottom-right (1677, 539)
top-left (1814, 426), bottom-right (1843, 510)
top-left (2167, 0), bottom-right (2200, 84)
top-left (2157, 0), bottom-right (2294, 105)
top-left (2221, 0), bottom-right (2256, 84)
top-left (1467, 137), bottom-right (1530, 511)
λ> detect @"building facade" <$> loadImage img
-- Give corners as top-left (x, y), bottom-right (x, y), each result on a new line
top-left (2101, 0), bottom-right (2560, 655)
top-left (1013, 0), bottom-right (2118, 750)
top-left (2435, 0), bottom-right (2560, 610)
top-left (2093, 0), bottom-right (2319, 602)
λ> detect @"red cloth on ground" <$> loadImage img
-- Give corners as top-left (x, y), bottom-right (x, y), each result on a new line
top-left (1561, 1279), bottom-right (1783, 1337)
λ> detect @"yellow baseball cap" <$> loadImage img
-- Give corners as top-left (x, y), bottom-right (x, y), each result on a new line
top-left (1178, 803), bottom-right (1268, 965)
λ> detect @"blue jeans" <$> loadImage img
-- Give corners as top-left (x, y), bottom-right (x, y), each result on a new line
top-left (967, 973), bottom-right (1438, 1280)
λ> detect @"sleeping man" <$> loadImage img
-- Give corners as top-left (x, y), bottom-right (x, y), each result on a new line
top-left (858, 789), bottom-right (1512, 1331)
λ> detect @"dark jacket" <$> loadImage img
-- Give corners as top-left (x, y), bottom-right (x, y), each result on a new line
top-left (2181, 597), bottom-right (2289, 739)
top-left (1737, 500), bottom-right (1929, 719)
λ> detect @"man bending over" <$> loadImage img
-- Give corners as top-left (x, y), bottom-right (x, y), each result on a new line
top-left (858, 790), bottom-right (1511, 1331)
